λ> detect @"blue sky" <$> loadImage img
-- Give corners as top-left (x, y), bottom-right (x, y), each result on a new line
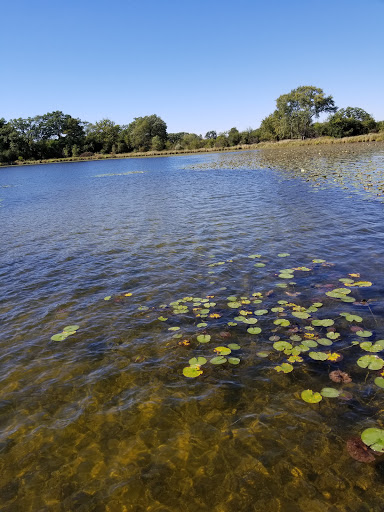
top-left (1, 0), bottom-right (383, 134)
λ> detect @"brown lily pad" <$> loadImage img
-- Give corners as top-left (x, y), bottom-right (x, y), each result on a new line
top-left (329, 370), bottom-right (352, 383)
top-left (346, 437), bottom-right (376, 463)
top-left (220, 331), bottom-right (231, 338)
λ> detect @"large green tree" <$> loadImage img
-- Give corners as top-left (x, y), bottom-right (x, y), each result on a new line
top-left (127, 115), bottom-right (167, 151)
top-left (327, 107), bottom-right (376, 138)
top-left (274, 86), bottom-right (337, 139)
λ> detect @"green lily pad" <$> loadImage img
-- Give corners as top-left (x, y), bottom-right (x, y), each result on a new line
top-left (228, 343), bottom-right (241, 350)
top-left (228, 357), bottom-right (240, 365)
top-left (313, 302), bottom-right (323, 308)
top-left (309, 351), bottom-right (328, 361)
top-left (290, 335), bottom-right (302, 342)
top-left (256, 351), bottom-right (270, 358)
top-left (356, 330), bottom-right (373, 338)
top-left (360, 342), bottom-right (383, 353)
top-left (374, 377), bottom-right (384, 388)
top-left (104, 296), bottom-right (111, 301)
top-left (254, 309), bottom-right (268, 315)
top-left (278, 300), bottom-right (288, 305)
top-left (313, 259), bottom-right (325, 264)
top-left (278, 253), bottom-right (290, 257)
top-left (276, 283), bottom-right (288, 288)
top-left (326, 332), bottom-right (340, 340)
top-left (279, 274), bottom-right (294, 279)
top-left (273, 341), bottom-right (292, 351)
top-left (254, 263), bottom-right (266, 268)
top-left (292, 311), bottom-right (310, 319)
top-left (249, 254), bottom-right (261, 259)
top-left (271, 307), bottom-right (284, 313)
top-left (357, 355), bottom-right (384, 370)
top-left (183, 366), bottom-right (203, 378)
top-left (243, 317), bottom-right (258, 325)
top-left (214, 346), bottom-right (231, 355)
top-left (197, 322), bottom-right (207, 328)
top-left (302, 339), bottom-right (318, 348)
top-left (247, 327), bottom-right (262, 334)
top-left (312, 319), bottom-right (334, 327)
top-left (361, 428), bottom-right (384, 453)
top-left (234, 316), bottom-right (248, 323)
top-left (169, 326), bottom-right (180, 331)
top-left (301, 390), bottom-right (322, 403)
top-left (227, 302), bottom-right (242, 308)
top-left (63, 325), bottom-right (80, 332)
top-left (320, 387), bottom-right (340, 398)
top-left (317, 338), bottom-right (333, 346)
top-left (340, 312), bottom-right (362, 322)
top-left (274, 363), bottom-right (293, 373)
top-left (227, 322), bottom-right (237, 327)
top-left (189, 357), bottom-right (207, 366)
top-left (210, 356), bottom-right (227, 365)
top-left (274, 319), bottom-right (290, 327)
top-left (197, 334), bottom-right (211, 343)
top-left (158, 316), bottom-right (168, 321)
top-left (227, 296), bottom-right (237, 301)
top-left (51, 333), bottom-right (69, 341)
top-left (339, 278), bottom-right (354, 284)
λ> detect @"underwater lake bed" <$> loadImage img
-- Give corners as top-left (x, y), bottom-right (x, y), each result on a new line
top-left (1, 143), bottom-right (384, 511)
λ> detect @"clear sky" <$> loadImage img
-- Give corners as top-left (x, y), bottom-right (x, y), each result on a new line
top-left (1, 0), bottom-right (383, 135)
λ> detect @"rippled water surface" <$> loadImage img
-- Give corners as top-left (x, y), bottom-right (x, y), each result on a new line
top-left (1, 144), bottom-right (384, 511)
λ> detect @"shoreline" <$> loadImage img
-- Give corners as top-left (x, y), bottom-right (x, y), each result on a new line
top-left (1, 132), bottom-right (383, 169)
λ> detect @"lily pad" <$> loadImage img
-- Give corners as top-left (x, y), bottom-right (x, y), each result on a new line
top-left (247, 327), bottom-right (262, 334)
top-left (271, 307), bottom-right (284, 313)
top-left (169, 326), bottom-right (180, 331)
top-left (374, 377), bottom-right (384, 388)
top-left (197, 334), bottom-right (211, 343)
top-left (356, 330), bottom-right (373, 338)
top-left (302, 339), bottom-right (318, 348)
top-left (273, 341), bottom-right (292, 351)
top-left (254, 263), bottom-right (266, 268)
top-left (50, 333), bottom-right (69, 341)
top-left (228, 357), bottom-right (240, 365)
top-left (63, 325), bottom-right (80, 332)
top-left (361, 428), bottom-right (384, 453)
top-left (254, 309), bottom-right (268, 315)
top-left (104, 296), bottom-right (111, 301)
top-left (214, 346), bottom-right (231, 355)
top-left (326, 332), bottom-right (340, 340)
top-left (312, 319), bottom-right (334, 327)
top-left (256, 351), bottom-right (270, 358)
top-left (292, 311), bottom-right (310, 319)
top-left (210, 356), bottom-right (227, 365)
top-left (309, 351), bottom-right (328, 361)
top-left (317, 338), bottom-right (333, 346)
top-left (357, 355), bottom-right (384, 370)
top-left (243, 317), bottom-right (258, 325)
top-left (189, 357), bottom-right (207, 366)
top-left (301, 390), bottom-right (322, 403)
top-left (183, 366), bottom-right (203, 378)
top-left (278, 253), bottom-right (290, 257)
top-left (227, 302), bottom-right (242, 308)
top-left (158, 316), bottom-right (168, 321)
top-left (320, 387), bottom-right (340, 398)
top-left (274, 319), bottom-right (290, 327)
top-left (228, 343), bottom-right (241, 350)
top-left (197, 322), bottom-right (207, 328)
top-left (274, 363), bottom-right (293, 373)
top-left (360, 342), bottom-right (383, 353)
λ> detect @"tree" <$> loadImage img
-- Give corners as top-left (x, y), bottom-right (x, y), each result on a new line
top-left (205, 131), bottom-right (217, 140)
top-left (127, 115), bottom-right (167, 151)
top-left (327, 107), bottom-right (376, 138)
top-left (85, 119), bottom-right (121, 153)
top-left (227, 127), bottom-right (240, 146)
top-left (275, 86), bottom-right (337, 139)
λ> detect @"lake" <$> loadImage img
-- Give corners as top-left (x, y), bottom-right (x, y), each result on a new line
top-left (1, 143), bottom-right (384, 511)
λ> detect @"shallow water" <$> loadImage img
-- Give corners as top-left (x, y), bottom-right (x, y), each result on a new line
top-left (1, 145), bottom-right (384, 511)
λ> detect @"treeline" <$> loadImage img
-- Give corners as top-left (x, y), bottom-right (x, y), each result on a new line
top-left (0, 86), bottom-right (383, 164)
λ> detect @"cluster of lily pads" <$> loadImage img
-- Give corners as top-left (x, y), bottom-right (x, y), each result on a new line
top-left (50, 325), bottom-right (80, 341)
top-left (100, 251), bottom-right (384, 462)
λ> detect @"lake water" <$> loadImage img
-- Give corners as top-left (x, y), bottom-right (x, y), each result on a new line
top-left (1, 143), bottom-right (384, 511)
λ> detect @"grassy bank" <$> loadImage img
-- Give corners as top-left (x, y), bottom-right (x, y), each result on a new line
top-left (1, 132), bottom-right (384, 168)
